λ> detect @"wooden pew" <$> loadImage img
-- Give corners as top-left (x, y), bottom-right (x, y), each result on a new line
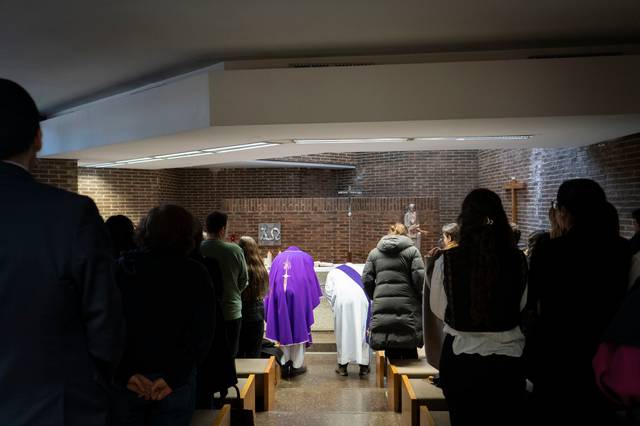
top-left (191, 404), bottom-right (231, 426)
top-left (387, 359), bottom-right (438, 412)
top-left (375, 350), bottom-right (387, 387)
top-left (221, 375), bottom-right (256, 425)
top-left (235, 356), bottom-right (277, 411)
top-left (401, 375), bottom-right (448, 426)
top-left (419, 406), bottom-right (451, 426)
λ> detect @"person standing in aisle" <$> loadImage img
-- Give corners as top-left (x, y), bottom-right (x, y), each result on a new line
top-left (0, 78), bottom-right (125, 426)
top-left (201, 211), bottom-right (249, 358)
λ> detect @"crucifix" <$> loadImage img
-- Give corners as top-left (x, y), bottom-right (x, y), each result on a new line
top-left (338, 185), bottom-right (363, 262)
top-left (283, 259), bottom-right (291, 292)
top-left (504, 177), bottom-right (526, 224)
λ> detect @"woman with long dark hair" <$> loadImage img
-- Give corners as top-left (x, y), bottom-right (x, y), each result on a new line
top-left (237, 236), bottom-right (269, 358)
top-left (430, 189), bottom-right (527, 426)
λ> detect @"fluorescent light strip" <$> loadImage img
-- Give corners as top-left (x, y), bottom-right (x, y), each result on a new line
top-left (294, 138), bottom-right (406, 144)
top-left (414, 135), bottom-right (532, 141)
top-left (83, 142), bottom-right (280, 168)
top-left (154, 150), bottom-right (203, 159)
top-left (160, 152), bottom-right (213, 160)
top-left (202, 142), bottom-right (273, 152)
top-left (216, 143), bottom-right (278, 154)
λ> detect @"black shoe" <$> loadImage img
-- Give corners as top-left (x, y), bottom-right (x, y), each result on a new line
top-left (359, 364), bottom-right (370, 377)
top-left (281, 361), bottom-right (293, 379)
top-left (290, 365), bottom-right (307, 377)
top-left (335, 363), bottom-right (348, 376)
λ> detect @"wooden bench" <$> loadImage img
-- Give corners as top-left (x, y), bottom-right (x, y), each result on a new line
top-left (401, 375), bottom-right (448, 426)
top-left (387, 359), bottom-right (438, 412)
top-left (217, 375), bottom-right (256, 425)
top-left (191, 404), bottom-right (231, 426)
top-left (419, 406), bottom-right (451, 426)
top-left (375, 351), bottom-right (387, 387)
top-left (235, 356), bottom-right (277, 411)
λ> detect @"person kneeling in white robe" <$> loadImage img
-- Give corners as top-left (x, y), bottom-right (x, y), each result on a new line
top-left (325, 263), bottom-right (371, 376)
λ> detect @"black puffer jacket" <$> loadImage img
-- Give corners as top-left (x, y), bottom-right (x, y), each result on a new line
top-left (363, 235), bottom-right (425, 350)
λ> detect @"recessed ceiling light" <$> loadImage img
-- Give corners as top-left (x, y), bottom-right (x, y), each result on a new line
top-left (158, 152), bottom-right (213, 160)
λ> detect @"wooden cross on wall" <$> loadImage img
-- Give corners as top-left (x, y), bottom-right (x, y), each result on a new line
top-left (338, 185), bottom-right (363, 262)
top-left (504, 178), bottom-right (526, 224)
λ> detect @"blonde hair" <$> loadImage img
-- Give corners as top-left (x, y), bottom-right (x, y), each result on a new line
top-left (389, 223), bottom-right (408, 235)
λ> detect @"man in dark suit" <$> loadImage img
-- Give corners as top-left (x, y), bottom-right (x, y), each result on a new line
top-left (0, 78), bottom-right (125, 425)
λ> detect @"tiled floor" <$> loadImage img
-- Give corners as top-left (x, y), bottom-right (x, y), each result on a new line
top-left (256, 352), bottom-right (401, 425)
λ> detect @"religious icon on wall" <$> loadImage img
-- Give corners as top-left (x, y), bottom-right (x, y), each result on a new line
top-left (258, 223), bottom-right (282, 246)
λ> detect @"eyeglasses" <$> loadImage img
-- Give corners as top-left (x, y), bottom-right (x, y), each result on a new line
top-left (550, 200), bottom-right (559, 209)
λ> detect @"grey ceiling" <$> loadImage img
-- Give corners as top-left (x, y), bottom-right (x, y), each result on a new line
top-left (2, 0), bottom-right (640, 115)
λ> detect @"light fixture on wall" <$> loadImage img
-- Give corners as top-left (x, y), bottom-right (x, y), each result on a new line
top-left (83, 141), bottom-right (280, 168)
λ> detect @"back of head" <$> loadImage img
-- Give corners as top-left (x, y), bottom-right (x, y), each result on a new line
top-left (105, 215), bottom-right (136, 256)
top-left (206, 211), bottom-right (228, 235)
top-left (0, 79), bottom-right (41, 159)
top-left (556, 178), bottom-right (608, 234)
top-left (632, 208), bottom-right (640, 229)
top-left (388, 223), bottom-right (408, 236)
top-left (442, 222), bottom-right (459, 242)
top-left (239, 236), bottom-right (269, 300)
top-left (458, 188), bottom-right (514, 252)
top-left (138, 205), bottom-right (195, 257)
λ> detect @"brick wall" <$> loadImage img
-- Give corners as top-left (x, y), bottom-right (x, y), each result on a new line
top-left (222, 197), bottom-right (439, 263)
top-left (78, 168), bottom-right (182, 223)
top-left (479, 135), bottom-right (640, 240)
top-left (31, 158), bottom-right (78, 192)
top-left (32, 135), bottom-right (637, 261)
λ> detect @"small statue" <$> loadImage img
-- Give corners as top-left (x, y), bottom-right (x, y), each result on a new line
top-left (404, 203), bottom-right (426, 248)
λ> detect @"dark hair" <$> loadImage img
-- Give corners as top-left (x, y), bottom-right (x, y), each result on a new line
top-left (556, 178), bottom-right (607, 230)
top-left (457, 189), bottom-right (516, 322)
top-left (238, 236), bottom-right (269, 302)
top-left (603, 202), bottom-right (620, 237)
top-left (0, 79), bottom-right (41, 159)
top-left (527, 229), bottom-right (550, 260)
top-left (511, 223), bottom-right (522, 246)
top-left (105, 215), bottom-right (136, 257)
top-left (138, 205), bottom-right (195, 256)
top-left (206, 211), bottom-right (228, 234)
top-left (633, 208), bottom-right (640, 226)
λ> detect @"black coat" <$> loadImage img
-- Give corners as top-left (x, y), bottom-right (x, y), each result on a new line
top-left (363, 235), bottom-right (425, 350)
top-left (115, 251), bottom-right (215, 389)
top-left (527, 226), bottom-right (630, 422)
top-left (0, 162), bottom-right (125, 426)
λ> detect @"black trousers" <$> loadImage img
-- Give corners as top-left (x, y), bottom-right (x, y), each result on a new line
top-left (237, 320), bottom-right (264, 358)
top-left (225, 319), bottom-right (242, 359)
top-left (384, 347), bottom-right (419, 361)
top-left (439, 334), bottom-right (525, 426)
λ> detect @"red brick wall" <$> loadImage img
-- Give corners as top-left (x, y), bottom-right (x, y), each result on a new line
top-left (222, 197), bottom-right (439, 263)
top-left (478, 135), bottom-right (640, 240)
top-left (32, 158), bottom-right (78, 192)
top-left (78, 168), bottom-right (182, 223)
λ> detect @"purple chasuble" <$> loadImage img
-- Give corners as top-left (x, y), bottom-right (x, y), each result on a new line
top-left (336, 264), bottom-right (372, 342)
top-left (264, 247), bottom-right (322, 346)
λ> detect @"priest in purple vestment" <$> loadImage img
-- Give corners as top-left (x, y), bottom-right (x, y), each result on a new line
top-left (264, 246), bottom-right (322, 377)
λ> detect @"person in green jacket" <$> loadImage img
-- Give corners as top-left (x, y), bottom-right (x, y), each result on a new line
top-left (201, 211), bottom-right (248, 358)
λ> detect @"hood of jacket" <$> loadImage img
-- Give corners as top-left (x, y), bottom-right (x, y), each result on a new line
top-left (376, 234), bottom-right (414, 254)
